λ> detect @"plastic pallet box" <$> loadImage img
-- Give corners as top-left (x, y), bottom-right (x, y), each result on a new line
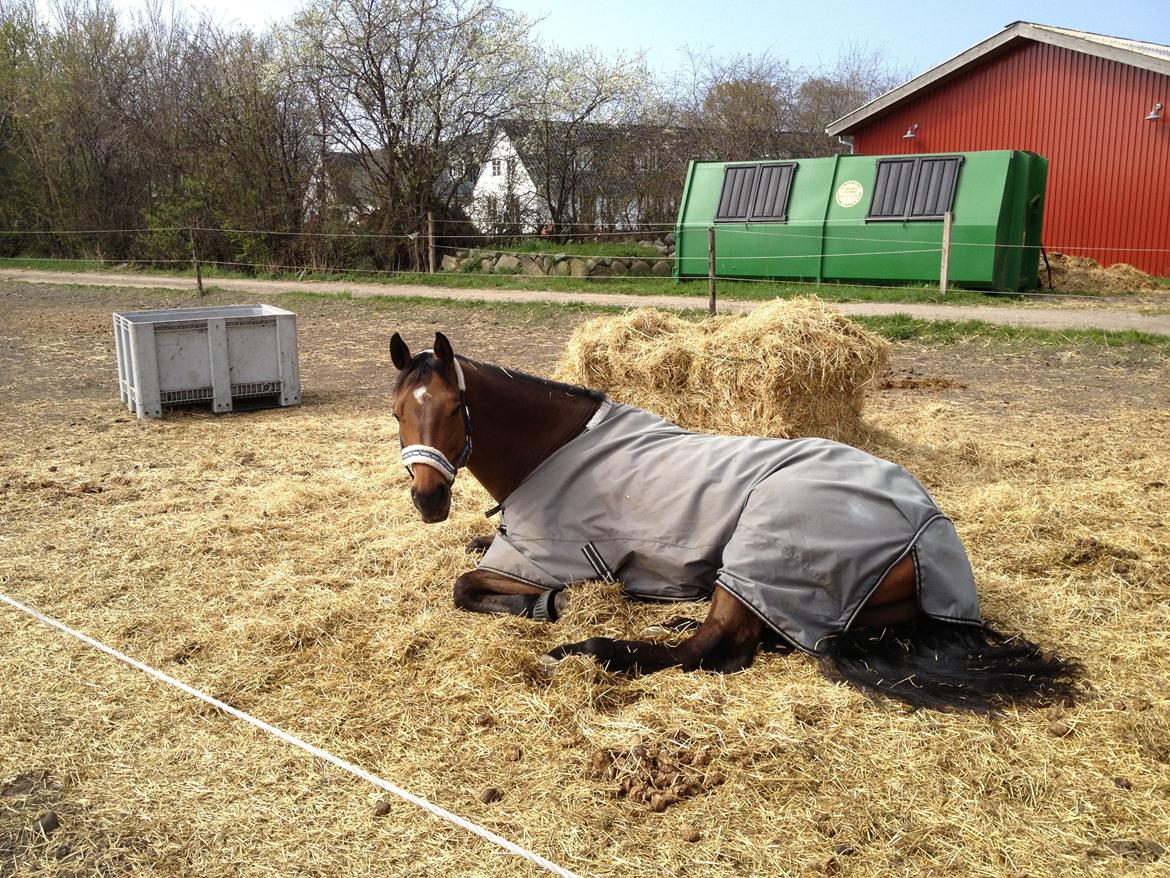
top-left (113, 304), bottom-right (301, 419)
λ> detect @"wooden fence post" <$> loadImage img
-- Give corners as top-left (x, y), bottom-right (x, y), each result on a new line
top-left (708, 226), bottom-right (717, 317)
top-left (427, 211), bottom-right (436, 274)
top-left (189, 227), bottom-right (204, 297)
top-left (939, 210), bottom-right (953, 294)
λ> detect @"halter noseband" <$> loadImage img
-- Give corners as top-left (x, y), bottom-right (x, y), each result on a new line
top-left (399, 353), bottom-right (472, 484)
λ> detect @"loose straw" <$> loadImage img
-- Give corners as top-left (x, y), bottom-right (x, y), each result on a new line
top-left (0, 591), bottom-right (586, 878)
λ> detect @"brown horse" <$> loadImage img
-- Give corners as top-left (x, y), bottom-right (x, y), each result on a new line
top-left (389, 332), bottom-right (1079, 712)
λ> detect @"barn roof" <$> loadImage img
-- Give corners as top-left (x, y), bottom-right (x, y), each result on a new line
top-left (826, 21), bottom-right (1170, 137)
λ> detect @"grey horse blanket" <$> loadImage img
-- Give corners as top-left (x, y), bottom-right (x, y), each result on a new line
top-left (478, 403), bottom-right (981, 654)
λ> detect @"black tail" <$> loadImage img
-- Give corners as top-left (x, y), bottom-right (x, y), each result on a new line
top-left (822, 620), bottom-right (1081, 713)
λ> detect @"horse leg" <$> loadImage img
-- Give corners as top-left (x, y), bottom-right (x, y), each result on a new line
top-left (546, 586), bottom-right (765, 675)
top-left (640, 616), bottom-right (701, 637)
top-left (853, 553), bottom-right (921, 628)
top-left (453, 568), bottom-right (567, 621)
top-left (464, 533), bottom-right (496, 554)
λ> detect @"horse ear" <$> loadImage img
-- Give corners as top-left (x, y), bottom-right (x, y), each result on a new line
top-left (433, 331), bottom-right (455, 365)
top-left (389, 333), bottom-right (411, 371)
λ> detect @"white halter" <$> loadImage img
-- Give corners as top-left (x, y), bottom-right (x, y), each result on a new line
top-left (400, 353), bottom-right (471, 483)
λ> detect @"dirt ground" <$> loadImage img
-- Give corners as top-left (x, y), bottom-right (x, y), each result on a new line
top-left (1, 282), bottom-right (1167, 878)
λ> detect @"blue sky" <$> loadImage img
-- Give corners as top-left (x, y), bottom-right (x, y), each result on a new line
top-left (109, 0), bottom-right (1169, 79)
top-left (505, 0), bottom-right (1170, 74)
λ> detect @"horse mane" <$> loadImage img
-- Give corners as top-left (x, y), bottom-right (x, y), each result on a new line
top-left (396, 351), bottom-right (605, 403)
top-left (466, 358), bottom-right (606, 403)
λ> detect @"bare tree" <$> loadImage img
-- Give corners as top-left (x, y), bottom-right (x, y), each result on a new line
top-left (284, 0), bottom-right (534, 268)
top-left (790, 43), bottom-right (909, 154)
top-left (507, 46), bottom-right (654, 227)
top-left (671, 47), bottom-right (802, 161)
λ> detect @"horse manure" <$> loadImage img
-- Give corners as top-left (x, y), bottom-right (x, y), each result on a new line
top-left (802, 854), bottom-right (839, 875)
top-left (478, 786), bottom-right (503, 804)
top-left (600, 740), bottom-right (722, 813)
top-left (558, 734), bottom-right (579, 748)
top-left (680, 824), bottom-right (702, 843)
top-left (589, 750), bottom-right (613, 777)
top-left (1102, 839), bottom-right (1165, 861)
top-left (504, 746), bottom-right (523, 762)
top-left (833, 844), bottom-right (857, 857)
top-left (474, 712), bottom-right (495, 728)
top-left (2, 770), bottom-right (56, 800)
top-left (32, 811), bottom-right (60, 837)
top-left (1047, 720), bottom-right (1073, 738)
top-left (372, 799), bottom-right (392, 817)
top-left (1130, 697), bottom-right (1151, 711)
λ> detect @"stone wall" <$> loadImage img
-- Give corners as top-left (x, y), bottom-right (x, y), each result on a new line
top-left (440, 235), bottom-right (676, 278)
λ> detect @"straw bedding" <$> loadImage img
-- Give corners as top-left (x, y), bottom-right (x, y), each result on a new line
top-left (1039, 253), bottom-right (1161, 293)
top-left (554, 298), bottom-right (889, 441)
top-left (1, 287), bottom-right (1168, 878)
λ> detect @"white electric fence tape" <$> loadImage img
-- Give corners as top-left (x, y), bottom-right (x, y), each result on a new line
top-left (0, 591), bottom-right (586, 878)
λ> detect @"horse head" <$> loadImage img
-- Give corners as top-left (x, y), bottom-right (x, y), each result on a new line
top-left (389, 331), bottom-right (471, 523)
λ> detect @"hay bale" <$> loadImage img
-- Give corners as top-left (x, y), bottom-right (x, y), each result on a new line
top-left (554, 298), bottom-right (888, 441)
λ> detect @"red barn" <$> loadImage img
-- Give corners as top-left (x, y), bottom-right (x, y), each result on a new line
top-left (827, 22), bottom-right (1170, 276)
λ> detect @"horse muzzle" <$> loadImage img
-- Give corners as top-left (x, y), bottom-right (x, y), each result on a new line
top-left (411, 481), bottom-right (451, 523)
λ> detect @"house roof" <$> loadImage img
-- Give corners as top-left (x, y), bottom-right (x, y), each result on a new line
top-left (826, 21), bottom-right (1170, 137)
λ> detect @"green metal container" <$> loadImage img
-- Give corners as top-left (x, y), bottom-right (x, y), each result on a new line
top-left (674, 150), bottom-right (1047, 291)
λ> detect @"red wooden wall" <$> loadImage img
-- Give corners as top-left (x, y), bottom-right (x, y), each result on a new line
top-left (848, 41), bottom-right (1170, 276)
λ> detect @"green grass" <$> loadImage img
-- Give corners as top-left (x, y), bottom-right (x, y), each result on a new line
top-left (2, 256), bottom-right (1157, 308)
top-left (415, 272), bottom-right (1000, 304)
top-left (0, 256), bottom-right (111, 271)
top-left (0, 255), bottom-right (999, 304)
top-left (853, 313), bottom-right (1170, 351)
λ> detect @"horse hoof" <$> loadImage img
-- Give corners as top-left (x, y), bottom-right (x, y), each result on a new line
top-left (640, 625), bottom-right (674, 638)
top-left (538, 654), bottom-right (562, 675)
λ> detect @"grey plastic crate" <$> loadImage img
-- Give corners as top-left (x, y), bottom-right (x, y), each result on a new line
top-left (112, 304), bottom-right (301, 418)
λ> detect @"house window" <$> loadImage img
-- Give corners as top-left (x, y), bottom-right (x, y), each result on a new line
top-left (714, 162), bottom-right (797, 223)
top-left (491, 158), bottom-right (501, 176)
top-left (867, 156), bottom-right (963, 221)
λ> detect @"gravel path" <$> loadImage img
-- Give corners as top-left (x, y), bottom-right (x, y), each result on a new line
top-left (4, 267), bottom-right (1168, 335)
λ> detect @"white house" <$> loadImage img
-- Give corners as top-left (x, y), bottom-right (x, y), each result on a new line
top-left (466, 128), bottom-right (550, 232)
